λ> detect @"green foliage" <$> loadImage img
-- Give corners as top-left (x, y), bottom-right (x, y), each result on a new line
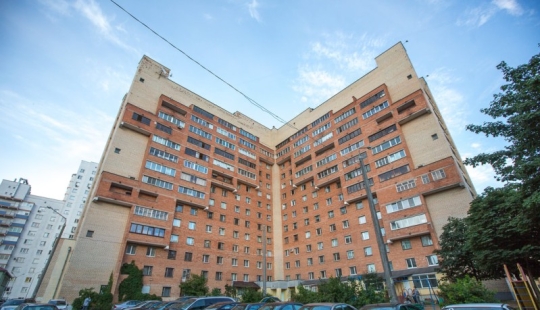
top-left (438, 276), bottom-right (497, 306)
top-left (211, 288), bottom-right (222, 296)
top-left (180, 274), bottom-right (210, 296)
top-left (464, 48), bottom-right (540, 190)
top-left (118, 262), bottom-right (161, 302)
top-left (72, 273), bottom-right (114, 310)
top-left (448, 47), bottom-right (540, 280)
top-left (435, 218), bottom-right (489, 281)
top-left (290, 275), bottom-right (386, 308)
top-left (240, 289), bottom-right (264, 302)
top-left (467, 186), bottom-right (540, 278)
top-left (224, 285), bottom-right (237, 298)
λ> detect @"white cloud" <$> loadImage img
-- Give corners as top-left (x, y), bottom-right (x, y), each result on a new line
top-left (293, 32), bottom-right (385, 105)
top-left (427, 68), bottom-right (468, 133)
top-left (492, 0), bottom-right (523, 15)
top-left (247, 0), bottom-right (261, 22)
top-left (457, 0), bottom-right (524, 27)
top-left (40, 0), bottom-right (139, 54)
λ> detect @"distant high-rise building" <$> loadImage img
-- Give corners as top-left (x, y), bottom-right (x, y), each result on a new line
top-left (35, 160), bottom-right (97, 302)
top-left (0, 178), bottom-right (63, 299)
top-left (56, 43), bottom-right (476, 302)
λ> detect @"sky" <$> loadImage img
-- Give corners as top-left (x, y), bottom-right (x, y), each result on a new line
top-left (0, 0), bottom-right (539, 200)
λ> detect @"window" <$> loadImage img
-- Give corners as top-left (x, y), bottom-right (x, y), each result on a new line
top-left (126, 244), bottom-right (137, 255)
top-left (173, 218), bottom-right (181, 227)
top-left (431, 169), bottom-right (446, 180)
top-left (184, 252), bottom-right (193, 261)
top-left (188, 222), bottom-right (196, 230)
top-left (186, 237), bottom-right (195, 245)
top-left (143, 265), bottom-right (153, 276)
top-left (367, 264), bottom-right (376, 273)
top-left (331, 238), bottom-right (338, 247)
top-left (170, 234), bottom-right (179, 243)
top-left (165, 268), bottom-right (174, 278)
top-left (146, 247), bottom-right (156, 257)
top-left (422, 174), bottom-right (430, 184)
top-left (401, 239), bottom-right (412, 250)
top-left (168, 250), bottom-right (177, 260)
top-left (350, 266), bottom-right (357, 275)
top-left (162, 286), bottom-right (171, 297)
top-left (215, 272), bottom-right (223, 280)
top-left (342, 220), bottom-right (349, 228)
top-left (421, 235), bottom-right (433, 246)
top-left (333, 253), bottom-right (340, 261)
top-left (319, 255), bottom-right (325, 263)
top-left (391, 214), bottom-right (427, 230)
top-left (406, 258), bottom-right (417, 268)
top-left (412, 273), bottom-right (438, 288)
top-left (427, 255), bottom-right (439, 266)
top-left (347, 250), bottom-right (354, 259)
top-left (364, 247), bottom-right (372, 256)
top-left (362, 231), bottom-right (369, 240)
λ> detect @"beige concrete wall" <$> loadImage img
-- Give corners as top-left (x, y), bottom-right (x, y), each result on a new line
top-left (58, 202), bottom-right (130, 303)
top-left (101, 126), bottom-right (149, 179)
top-left (36, 239), bottom-right (76, 302)
top-left (424, 186), bottom-right (473, 240)
top-left (271, 163), bottom-right (284, 280)
top-left (401, 113), bottom-right (452, 168)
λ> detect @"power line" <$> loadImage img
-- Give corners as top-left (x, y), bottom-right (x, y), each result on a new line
top-left (109, 0), bottom-right (297, 130)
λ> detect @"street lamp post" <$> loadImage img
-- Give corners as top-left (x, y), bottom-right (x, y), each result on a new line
top-left (31, 206), bottom-right (67, 300)
top-left (359, 154), bottom-right (398, 303)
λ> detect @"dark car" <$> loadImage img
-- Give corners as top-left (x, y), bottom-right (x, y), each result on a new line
top-left (360, 303), bottom-right (424, 310)
top-left (441, 304), bottom-right (516, 310)
top-left (261, 298), bottom-right (281, 304)
top-left (1, 299), bottom-right (33, 310)
top-left (231, 303), bottom-right (266, 310)
top-left (203, 302), bottom-right (240, 310)
top-left (299, 303), bottom-right (358, 310)
top-left (126, 301), bottom-right (163, 310)
top-left (166, 297), bottom-right (236, 310)
top-left (14, 304), bottom-right (58, 310)
top-left (259, 302), bottom-right (303, 310)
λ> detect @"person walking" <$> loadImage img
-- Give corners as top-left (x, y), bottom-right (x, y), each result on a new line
top-left (82, 297), bottom-right (91, 310)
top-left (413, 288), bottom-right (420, 304)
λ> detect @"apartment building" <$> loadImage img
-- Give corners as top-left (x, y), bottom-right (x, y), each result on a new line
top-left (0, 178), bottom-right (63, 299)
top-left (56, 42), bottom-right (475, 302)
top-left (36, 160), bottom-right (97, 302)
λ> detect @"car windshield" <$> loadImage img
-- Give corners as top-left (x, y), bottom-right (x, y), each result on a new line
top-left (4, 300), bottom-right (25, 305)
top-left (49, 300), bottom-right (67, 305)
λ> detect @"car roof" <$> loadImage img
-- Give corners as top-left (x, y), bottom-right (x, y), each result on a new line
top-left (442, 304), bottom-right (507, 308)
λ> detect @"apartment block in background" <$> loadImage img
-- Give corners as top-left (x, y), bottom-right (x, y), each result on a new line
top-left (57, 42), bottom-right (476, 302)
top-left (0, 178), bottom-right (63, 299)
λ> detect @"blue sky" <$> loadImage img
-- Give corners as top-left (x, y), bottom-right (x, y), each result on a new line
top-left (0, 0), bottom-right (538, 199)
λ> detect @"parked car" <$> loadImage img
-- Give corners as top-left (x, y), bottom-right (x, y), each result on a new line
top-left (261, 298), bottom-right (281, 304)
top-left (47, 299), bottom-right (67, 310)
top-left (1, 299), bottom-right (33, 310)
top-left (231, 303), bottom-right (265, 310)
top-left (165, 297), bottom-right (236, 310)
top-left (13, 304), bottom-right (58, 310)
top-left (299, 303), bottom-right (357, 310)
top-left (113, 300), bottom-right (145, 309)
top-left (125, 301), bottom-right (163, 310)
top-left (441, 304), bottom-right (516, 310)
top-left (203, 302), bottom-right (240, 310)
top-left (360, 303), bottom-right (424, 310)
top-left (259, 302), bottom-right (303, 310)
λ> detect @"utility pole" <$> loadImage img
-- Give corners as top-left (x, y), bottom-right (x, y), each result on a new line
top-left (359, 155), bottom-right (398, 303)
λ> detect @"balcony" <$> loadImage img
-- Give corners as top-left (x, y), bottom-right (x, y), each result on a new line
top-left (386, 222), bottom-right (432, 243)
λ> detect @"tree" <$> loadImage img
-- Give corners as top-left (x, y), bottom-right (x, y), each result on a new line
top-left (437, 276), bottom-right (497, 306)
top-left (180, 274), bottom-right (210, 296)
top-left (118, 262), bottom-right (161, 301)
top-left (463, 47), bottom-right (540, 278)
top-left (291, 285), bottom-right (320, 303)
top-left (467, 186), bottom-right (540, 278)
top-left (435, 218), bottom-right (489, 281)
top-left (240, 289), bottom-right (264, 302)
top-left (224, 285), bottom-right (237, 298)
top-left (464, 48), bottom-right (540, 193)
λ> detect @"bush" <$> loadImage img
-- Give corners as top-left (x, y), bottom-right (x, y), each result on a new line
top-left (438, 276), bottom-right (497, 306)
